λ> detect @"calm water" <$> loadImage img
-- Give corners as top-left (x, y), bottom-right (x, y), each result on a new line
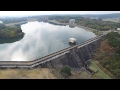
top-left (0, 21), bottom-right (96, 61)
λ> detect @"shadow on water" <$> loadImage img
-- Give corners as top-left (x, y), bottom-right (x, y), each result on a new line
top-left (62, 41), bottom-right (77, 47)
top-left (69, 25), bottom-right (75, 28)
top-left (0, 35), bottom-right (24, 44)
top-left (69, 42), bottom-right (76, 47)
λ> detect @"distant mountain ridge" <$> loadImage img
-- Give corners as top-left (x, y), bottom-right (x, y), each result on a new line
top-left (81, 13), bottom-right (120, 19)
top-left (0, 13), bottom-right (120, 18)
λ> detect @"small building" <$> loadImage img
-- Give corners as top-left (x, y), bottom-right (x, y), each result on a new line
top-left (69, 19), bottom-right (75, 27)
top-left (69, 38), bottom-right (76, 44)
top-left (117, 28), bottom-right (120, 31)
top-left (42, 17), bottom-right (48, 22)
top-left (69, 19), bottom-right (75, 24)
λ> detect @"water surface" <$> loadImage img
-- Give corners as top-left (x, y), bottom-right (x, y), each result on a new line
top-left (0, 21), bottom-right (96, 61)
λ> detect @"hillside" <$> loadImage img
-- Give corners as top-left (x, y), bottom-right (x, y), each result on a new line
top-left (93, 32), bottom-right (120, 78)
top-left (0, 23), bottom-right (24, 38)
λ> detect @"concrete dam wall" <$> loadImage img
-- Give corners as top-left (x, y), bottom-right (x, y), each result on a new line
top-left (39, 37), bottom-right (102, 70)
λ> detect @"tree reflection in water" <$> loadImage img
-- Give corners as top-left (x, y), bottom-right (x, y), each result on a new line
top-left (0, 35), bottom-right (24, 44)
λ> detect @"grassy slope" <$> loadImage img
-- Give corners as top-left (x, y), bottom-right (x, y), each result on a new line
top-left (118, 31), bottom-right (120, 34)
top-left (0, 68), bottom-right (56, 79)
top-left (0, 62), bottom-right (112, 79)
top-left (74, 60), bottom-right (112, 79)
top-left (90, 39), bottom-right (117, 79)
top-left (0, 68), bottom-right (85, 79)
top-left (89, 61), bottom-right (111, 79)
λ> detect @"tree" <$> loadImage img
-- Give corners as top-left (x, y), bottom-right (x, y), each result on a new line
top-left (0, 25), bottom-right (23, 38)
top-left (0, 23), bottom-right (6, 29)
top-left (10, 31), bottom-right (15, 37)
top-left (60, 65), bottom-right (71, 78)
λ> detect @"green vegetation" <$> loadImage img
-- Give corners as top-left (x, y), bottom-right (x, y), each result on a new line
top-left (89, 61), bottom-right (111, 79)
top-left (0, 18), bottom-right (27, 24)
top-left (0, 23), bottom-right (24, 38)
top-left (77, 18), bottom-right (119, 31)
top-left (0, 23), bottom-right (6, 29)
top-left (0, 68), bottom-right (57, 79)
top-left (48, 15), bottom-right (120, 31)
top-left (82, 13), bottom-right (120, 19)
top-left (79, 71), bottom-right (92, 79)
top-left (118, 31), bottom-right (120, 34)
top-left (60, 65), bottom-right (71, 78)
top-left (93, 32), bottom-right (120, 78)
top-left (78, 60), bottom-right (111, 79)
top-left (0, 35), bottom-right (24, 44)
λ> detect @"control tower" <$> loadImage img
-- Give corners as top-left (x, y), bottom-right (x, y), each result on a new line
top-left (69, 19), bottom-right (75, 27)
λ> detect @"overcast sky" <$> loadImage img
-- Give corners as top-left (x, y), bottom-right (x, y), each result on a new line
top-left (0, 11), bottom-right (120, 16)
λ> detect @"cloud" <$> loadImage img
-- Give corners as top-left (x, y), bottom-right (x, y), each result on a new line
top-left (0, 21), bottom-right (96, 61)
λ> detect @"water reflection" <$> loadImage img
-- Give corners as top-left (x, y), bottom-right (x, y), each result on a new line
top-left (0, 35), bottom-right (24, 44)
top-left (69, 25), bottom-right (75, 28)
top-left (69, 42), bottom-right (76, 47)
top-left (0, 21), bottom-right (96, 61)
top-left (48, 22), bottom-right (66, 26)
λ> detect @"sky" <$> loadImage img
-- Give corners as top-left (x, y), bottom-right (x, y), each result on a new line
top-left (0, 11), bottom-right (120, 17)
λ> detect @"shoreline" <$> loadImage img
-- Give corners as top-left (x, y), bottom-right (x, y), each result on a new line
top-left (75, 24), bottom-right (95, 32)
top-left (48, 20), bottom-right (98, 35)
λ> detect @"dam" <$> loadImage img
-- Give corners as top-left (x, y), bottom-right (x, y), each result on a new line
top-left (0, 34), bottom-right (105, 69)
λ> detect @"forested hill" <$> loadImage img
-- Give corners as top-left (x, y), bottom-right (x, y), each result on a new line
top-left (95, 32), bottom-right (120, 78)
top-left (50, 15), bottom-right (120, 31)
top-left (81, 13), bottom-right (120, 19)
top-left (0, 23), bottom-right (24, 38)
top-left (0, 17), bottom-right (27, 24)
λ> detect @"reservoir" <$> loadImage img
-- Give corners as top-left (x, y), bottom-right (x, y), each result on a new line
top-left (0, 21), bottom-right (96, 61)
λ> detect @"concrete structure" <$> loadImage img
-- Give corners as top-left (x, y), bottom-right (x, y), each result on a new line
top-left (42, 17), bottom-right (48, 22)
top-left (69, 19), bottom-right (75, 24)
top-left (69, 38), bottom-right (76, 43)
top-left (0, 34), bottom-right (106, 69)
top-left (69, 19), bottom-right (75, 27)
